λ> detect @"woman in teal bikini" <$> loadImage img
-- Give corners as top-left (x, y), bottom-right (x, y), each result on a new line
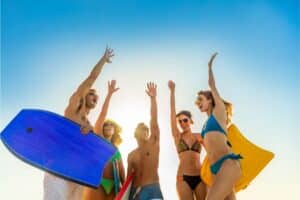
top-left (82, 80), bottom-right (125, 200)
top-left (195, 53), bottom-right (242, 200)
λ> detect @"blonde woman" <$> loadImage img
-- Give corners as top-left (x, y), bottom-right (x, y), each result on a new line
top-left (83, 80), bottom-right (125, 200)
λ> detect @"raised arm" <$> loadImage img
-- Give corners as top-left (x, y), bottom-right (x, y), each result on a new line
top-left (168, 80), bottom-right (180, 139)
top-left (65, 47), bottom-right (114, 113)
top-left (94, 80), bottom-right (119, 136)
top-left (146, 82), bottom-right (160, 143)
top-left (208, 52), bottom-right (226, 111)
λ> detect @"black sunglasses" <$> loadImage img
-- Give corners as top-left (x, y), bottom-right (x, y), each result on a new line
top-left (178, 118), bottom-right (189, 124)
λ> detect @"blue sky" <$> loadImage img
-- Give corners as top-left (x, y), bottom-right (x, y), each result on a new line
top-left (1, 0), bottom-right (299, 199)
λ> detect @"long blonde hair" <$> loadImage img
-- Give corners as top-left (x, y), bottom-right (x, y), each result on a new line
top-left (196, 90), bottom-right (233, 124)
top-left (103, 119), bottom-right (122, 147)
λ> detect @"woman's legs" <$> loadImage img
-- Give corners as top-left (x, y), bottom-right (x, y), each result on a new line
top-left (206, 159), bottom-right (241, 200)
top-left (194, 182), bottom-right (207, 200)
top-left (176, 179), bottom-right (194, 200)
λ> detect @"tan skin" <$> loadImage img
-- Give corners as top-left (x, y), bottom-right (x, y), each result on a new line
top-left (64, 46), bottom-right (114, 133)
top-left (196, 53), bottom-right (242, 200)
top-left (54, 47), bottom-right (113, 198)
top-left (127, 82), bottom-right (160, 191)
top-left (168, 80), bottom-right (206, 200)
top-left (82, 80), bottom-right (125, 200)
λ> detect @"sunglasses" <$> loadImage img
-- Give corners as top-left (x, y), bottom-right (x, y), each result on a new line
top-left (178, 118), bottom-right (189, 124)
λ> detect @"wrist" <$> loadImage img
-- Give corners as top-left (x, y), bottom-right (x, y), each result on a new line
top-left (100, 56), bottom-right (107, 63)
top-left (107, 92), bottom-right (113, 97)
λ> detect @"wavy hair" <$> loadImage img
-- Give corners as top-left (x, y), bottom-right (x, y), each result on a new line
top-left (103, 119), bottom-right (122, 147)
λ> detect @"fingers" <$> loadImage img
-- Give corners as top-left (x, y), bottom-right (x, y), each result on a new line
top-left (105, 45), bottom-right (114, 54)
top-left (111, 80), bottom-right (116, 85)
top-left (108, 52), bottom-right (115, 58)
top-left (107, 47), bottom-right (114, 56)
top-left (108, 80), bottom-right (119, 93)
top-left (146, 82), bottom-right (157, 90)
top-left (104, 46), bottom-right (114, 63)
top-left (108, 80), bottom-right (117, 86)
top-left (145, 82), bottom-right (157, 97)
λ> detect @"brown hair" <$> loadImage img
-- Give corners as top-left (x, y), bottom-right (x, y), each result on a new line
top-left (103, 119), bottom-right (122, 147)
top-left (196, 90), bottom-right (233, 124)
top-left (89, 88), bottom-right (97, 93)
top-left (176, 110), bottom-right (192, 119)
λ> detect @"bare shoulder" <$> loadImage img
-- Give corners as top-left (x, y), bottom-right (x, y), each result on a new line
top-left (192, 132), bottom-right (201, 137)
top-left (65, 92), bottom-right (85, 114)
top-left (192, 133), bottom-right (203, 141)
top-left (128, 149), bottom-right (138, 160)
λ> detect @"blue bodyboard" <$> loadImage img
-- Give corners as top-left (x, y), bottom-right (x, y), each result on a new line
top-left (0, 109), bottom-right (117, 188)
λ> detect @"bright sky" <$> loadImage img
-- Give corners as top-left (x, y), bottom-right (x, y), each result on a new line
top-left (1, 0), bottom-right (299, 199)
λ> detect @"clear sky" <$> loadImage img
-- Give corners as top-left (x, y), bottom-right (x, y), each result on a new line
top-left (1, 0), bottom-right (299, 199)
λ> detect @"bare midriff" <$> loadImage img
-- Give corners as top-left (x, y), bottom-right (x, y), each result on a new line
top-left (204, 131), bottom-right (232, 164)
top-left (177, 151), bottom-right (201, 176)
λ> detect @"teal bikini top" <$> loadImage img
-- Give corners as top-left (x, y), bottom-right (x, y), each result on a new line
top-left (201, 114), bottom-right (226, 138)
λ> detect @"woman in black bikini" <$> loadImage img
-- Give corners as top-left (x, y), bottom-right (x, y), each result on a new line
top-left (168, 80), bottom-right (206, 200)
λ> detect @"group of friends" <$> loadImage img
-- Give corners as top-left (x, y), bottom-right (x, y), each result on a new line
top-left (43, 47), bottom-right (242, 200)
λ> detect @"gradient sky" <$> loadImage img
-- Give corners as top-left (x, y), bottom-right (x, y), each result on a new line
top-left (1, 0), bottom-right (299, 199)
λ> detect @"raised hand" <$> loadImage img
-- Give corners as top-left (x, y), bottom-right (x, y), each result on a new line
top-left (168, 80), bottom-right (175, 91)
top-left (108, 80), bottom-right (119, 95)
top-left (146, 82), bottom-right (157, 98)
top-left (102, 46), bottom-right (114, 63)
top-left (208, 52), bottom-right (218, 69)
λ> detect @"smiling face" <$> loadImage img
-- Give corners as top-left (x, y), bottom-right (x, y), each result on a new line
top-left (103, 122), bottom-right (115, 138)
top-left (176, 110), bottom-right (193, 132)
top-left (196, 91), bottom-right (214, 113)
top-left (85, 89), bottom-right (98, 109)
top-left (196, 94), bottom-right (211, 112)
top-left (177, 114), bottom-right (193, 132)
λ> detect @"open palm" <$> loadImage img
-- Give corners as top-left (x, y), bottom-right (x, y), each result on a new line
top-left (108, 80), bottom-right (119, 94)
top-left (146, 82), bottom-right (157, 97)
top-left (103, 46), bottom-right (114, 63)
